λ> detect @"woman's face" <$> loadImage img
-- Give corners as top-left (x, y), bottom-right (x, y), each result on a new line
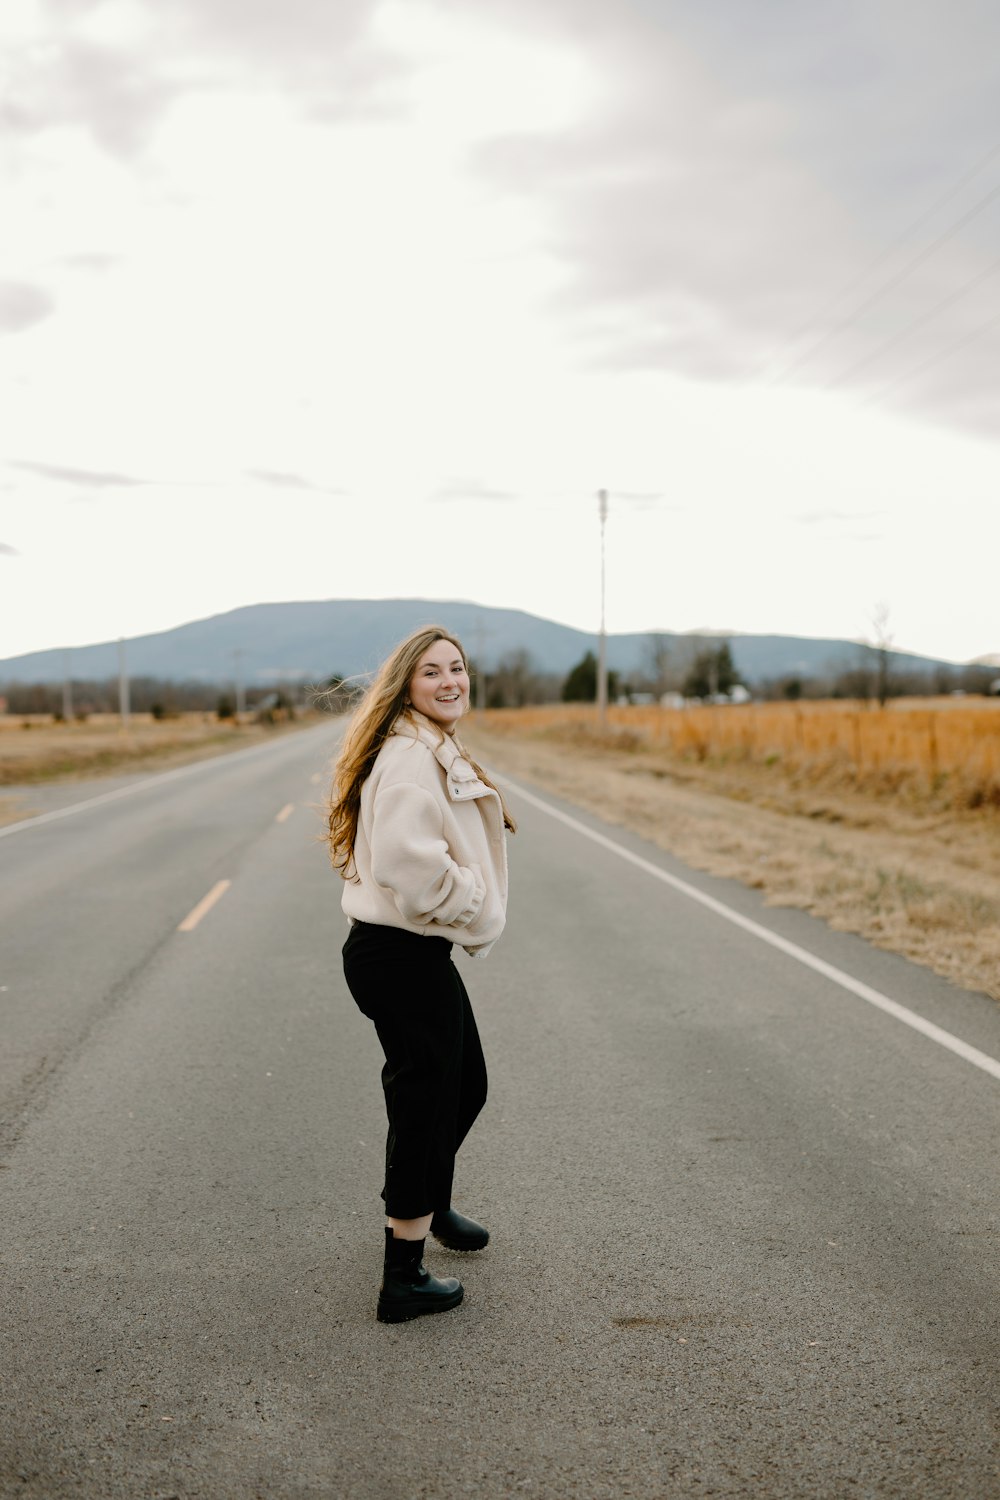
top-left (408, 639), bottom-right (470, 732)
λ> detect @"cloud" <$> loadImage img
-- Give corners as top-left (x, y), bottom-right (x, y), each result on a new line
top-left (6, 0), bottom-right (1000, 455)
top-left (2, 0), bottom-right (404, 161)
top-left (246, 469), bottom-right (345, 493)
top-left (0, 281), bottom-right (55, 334)
top-left (59, 252), bottom-right (119, 272)
top-left (179, 0), bottom-right (407, 114)
top-left (613, 490), bottom-right (682, 512)
top-left (427, 478), bottom-right (519, 503)
top-left (176, 0), bottom-right (376, 67)
top-left (794, 510), bottom-right (885, 525)
top-left (467, 0), bottom-right (1000, 441)
top-left (10, 460), bottom-right (147, 488)
top-left (1, 33), bottom-right (181, 159)
top-left (0, 543), bottom-right (19, 556)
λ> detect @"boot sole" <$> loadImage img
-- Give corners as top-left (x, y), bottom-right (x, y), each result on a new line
top-left (431, 1230), bottom-right (491, 1254)
top-left (377, 1286), bottom-right (464, 1323)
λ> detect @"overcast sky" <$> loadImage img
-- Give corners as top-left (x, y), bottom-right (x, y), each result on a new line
top-left (3, 0), bottom-right (999, 666)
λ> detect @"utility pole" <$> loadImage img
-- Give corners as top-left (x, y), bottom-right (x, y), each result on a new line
top-left (473, 614), bottom-right (494, 716)
top-left (597, 488), bottom-right (608, 726)
top-left (232, 649), bottom-right (247, 721)
top-left (62, 648), bottom-right (73, 722)
top-left (117, 637), bottom-right (131, 729)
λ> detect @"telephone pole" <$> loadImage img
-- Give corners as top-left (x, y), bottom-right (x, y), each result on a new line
top-left (62, 649), bottom-right (73, 722)
top-left (597, 488), bottom-right (608, 726)
top-left (232, 649), bottom-right (247, 721)
top-left (117, 638), bottom-right (130, 729)
top-left (473, 614), bottom-right (494, 716)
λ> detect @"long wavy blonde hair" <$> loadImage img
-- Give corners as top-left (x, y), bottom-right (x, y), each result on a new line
top-left (327, 624), bottom-right (516, 876)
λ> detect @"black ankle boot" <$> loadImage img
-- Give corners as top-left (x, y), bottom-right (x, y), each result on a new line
top-left (377, 1229), bottom-right (464, 1324)
top-left (430, 1207), bottom-right (490, 1252)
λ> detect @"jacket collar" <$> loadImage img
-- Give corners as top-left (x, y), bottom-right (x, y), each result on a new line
top-left (391, 711), bottom-right (492, 803)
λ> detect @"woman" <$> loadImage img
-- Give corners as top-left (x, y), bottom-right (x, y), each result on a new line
top-left (328, 626), bottom-right (515, 1323)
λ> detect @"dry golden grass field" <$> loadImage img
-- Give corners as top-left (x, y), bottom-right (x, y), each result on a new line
top-left (465, 699), bottom-right (1000, 1003)
top-left (0, 711), bottom-right (317, 818)
top-left (5, 701), bottom-right (997, 1003)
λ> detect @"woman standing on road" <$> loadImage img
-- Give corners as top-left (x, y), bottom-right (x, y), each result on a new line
top-left (328, 625), bottom-right (515, 1324)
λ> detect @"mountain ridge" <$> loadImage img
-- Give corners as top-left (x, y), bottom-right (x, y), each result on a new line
top-left (0, 597), bottom-right (967, 687)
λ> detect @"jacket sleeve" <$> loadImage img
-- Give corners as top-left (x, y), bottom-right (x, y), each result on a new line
top-left (369, 781), bottom-right (485, 929)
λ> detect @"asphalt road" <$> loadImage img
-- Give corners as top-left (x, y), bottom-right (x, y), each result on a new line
top-left (1, 720), bottom-right (998, 1500)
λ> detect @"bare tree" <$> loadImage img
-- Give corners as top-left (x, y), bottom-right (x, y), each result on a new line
top-left (671, 633), bottom-right (712, 696)
top-left (644, 633), bottom-right (674, 696)
top-left (487, 649), bottom-right (556, 707)
top-left (871, 602), bottom-right (893, 707)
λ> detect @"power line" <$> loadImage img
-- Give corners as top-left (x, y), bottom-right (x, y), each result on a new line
top-left (858, 303), bottom-right (1000, 408)
top-left (762, 141), bottom-right (1000, 369)
top-left (827, 250), bottom-right (1000, 389)
top-left (767, 158), bottom-right (1000, 383)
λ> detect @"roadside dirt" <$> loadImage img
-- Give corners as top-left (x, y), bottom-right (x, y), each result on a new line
top-left (0, 714), bottom-right (319, 827)
top-left (465, 723), bottom-right (1000, 1003)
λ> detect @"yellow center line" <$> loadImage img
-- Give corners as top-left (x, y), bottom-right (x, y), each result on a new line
top-left (178, 879), bottom-right (232, 932)
top-left (276, 803), bottom-right (295, 823)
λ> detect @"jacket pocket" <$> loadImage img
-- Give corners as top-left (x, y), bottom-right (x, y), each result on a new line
top-left (460, 862), bottom-right (506, 940)
top-left (450, 863), bottom-right (486, 929)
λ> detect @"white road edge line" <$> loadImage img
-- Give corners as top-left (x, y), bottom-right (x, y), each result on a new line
top-left (275, 803), bottom-right (295, 822)
top-left (0, 728), bottom-right (329, 839)
top-left (178, 879), bottom-right (232, 932)
top-left (506, 776), bottom-right (1000, 1085)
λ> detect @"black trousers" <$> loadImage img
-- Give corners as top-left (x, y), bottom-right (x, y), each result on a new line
top-left (342, 920), bottom-right (488, 1219)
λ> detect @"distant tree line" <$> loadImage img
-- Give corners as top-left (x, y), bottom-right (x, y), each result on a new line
top-left (555, 636), bottom-right (998, 705)
top-left (559, 638), bottom-right (742, 703)
top-left (3, 675), bottom-right (323, 720)
top-left (3, 647), bottom-right (997, 720)
top-left (754, 655), bottom-right (998, 703)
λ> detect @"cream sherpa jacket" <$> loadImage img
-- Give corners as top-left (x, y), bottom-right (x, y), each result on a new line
top-left (341, 711), bottom-right (509, 957)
